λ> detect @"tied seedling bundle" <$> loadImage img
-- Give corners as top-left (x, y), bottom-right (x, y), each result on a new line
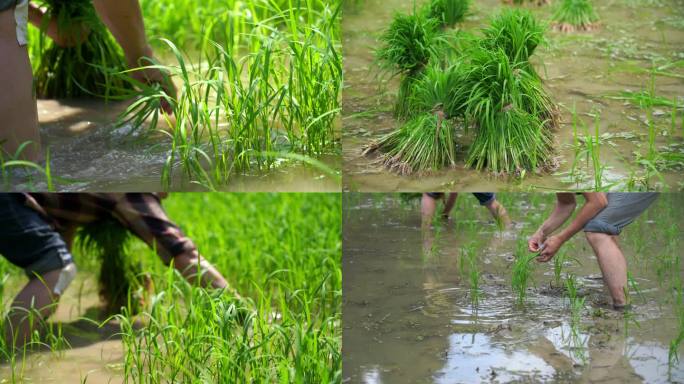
top-left (77, 219), bottom-right (145, 316)
top-left (424, 0), bottom-right (471, 28)
top-left (31, 0), bottom-right (133, 98)
top-left (375, 11), bottom-right (442, 119)
top-left (368, 8), bottom-right (558, 175)
top-left (551, 0), bottom-right (600, 32)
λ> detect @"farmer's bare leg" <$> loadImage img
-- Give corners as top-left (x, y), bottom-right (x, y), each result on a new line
top-left (5, 269), bottom-right (62, 348)
top-left (0, 8), bottom-right (41, 161)
top-left (484, 200), bottom-right (512, 227)
top-left (585, 232), bottom-right (627, 306)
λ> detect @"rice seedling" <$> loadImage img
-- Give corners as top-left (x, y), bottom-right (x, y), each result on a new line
top-left (565, 274), bottom-right (587, 363)
top-left (511, 237), bottom-right (537, 305)
top-left (362, 110), bottom-right (457, 174)
top-left (30, 0), bottom-right (133, 98)
top-left (460, 242), bottom-right (481, 306)
top-left (669, 281), bottom-right (683, 370)
top-left (551, 0), bottom-right (600, 32)
top-left (423, 0), bottom-right (471, 28)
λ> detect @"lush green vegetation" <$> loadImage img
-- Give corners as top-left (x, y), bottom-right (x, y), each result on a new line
top-left (0, 193), bottom-right (342, 382)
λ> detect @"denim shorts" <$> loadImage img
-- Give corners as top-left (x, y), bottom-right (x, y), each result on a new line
top-left (584, 193), bottom-right (659, 235)
top-left (0, 193), bottom-right (73, 276)
top-left (426, 192), bottom-right (496, 206)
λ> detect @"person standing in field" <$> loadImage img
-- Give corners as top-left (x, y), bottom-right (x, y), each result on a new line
top-left (421, 192), bottom-right (512, 228)
top-left (528, 192), bottom-right (659, 310)
top-left (0, 0), bottom-right (175, 161)
top-left (0, 192), bottom-right (230, 348)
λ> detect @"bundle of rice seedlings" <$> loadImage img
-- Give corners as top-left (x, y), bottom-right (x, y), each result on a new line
top-left (407, 63), bottom-right (469, 118)
top-left (77, 219), bottom-right (145, 316)
top-left (376, 12), bottom-right (440, 76)
top-left (461, 48), bottom-right (555, 173)
top-left (551, 0), bottom-right (600, 32)
top-left (32, 0), bottom-right (133, 98)
top-left (363, 109), bottom-right (457, 174)
top-left (466, 107), bottom-right (552, 173)
top-left (463, 47), bottom-right (557, 125)
top-left (376, 12), bottom-right (441, 118)
top-left (481, 9), bottom-right (545, 65)
top-left (424, 0), bottom-right (471, 28)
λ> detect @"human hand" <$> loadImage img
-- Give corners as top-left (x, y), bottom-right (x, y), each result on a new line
top-left (127, 50), bottom-right (177, 115)
top-left (528, 230), bottom-right (545, 252)
top-left (537, 235), bottom-right (563, 262)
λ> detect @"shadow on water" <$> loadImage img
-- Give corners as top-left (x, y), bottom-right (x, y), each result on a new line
top-left (343, 193), bottom-right (684, 383)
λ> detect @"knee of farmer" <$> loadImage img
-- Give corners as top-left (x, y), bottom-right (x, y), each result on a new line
top-left (585, 231), bottom-right (609, 244)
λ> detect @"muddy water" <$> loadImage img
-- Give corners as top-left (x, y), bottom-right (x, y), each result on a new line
top-left (5, 98), bottom-right (340, 192)
top-left (342, 0), bottom-right (684, 191)
top-left (343, 194), bottom-right (684, 383)
top-left (0, 276), bottom-right (124, 383)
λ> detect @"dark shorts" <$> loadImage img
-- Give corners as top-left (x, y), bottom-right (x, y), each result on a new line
top-left (0, 193), bottom-right (73, 276)
top-left (0, 0), bottom-right (16, 12)
top-left (584, 193), bottom-right (658, 235)
top-left (426, 192), bottom-right (495, 206)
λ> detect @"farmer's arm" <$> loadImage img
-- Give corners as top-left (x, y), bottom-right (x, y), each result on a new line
top-left (537, 193), bottom-right (608, 262)
top-left (92, 0), bottom-right (176, 112)
top-left (529, 193), bottom-right (577, 251)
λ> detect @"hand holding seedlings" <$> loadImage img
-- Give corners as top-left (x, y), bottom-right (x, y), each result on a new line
top-left (536, 236), bottom-right (562, 262)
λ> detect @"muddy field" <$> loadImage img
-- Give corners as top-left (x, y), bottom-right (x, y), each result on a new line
top-left (342, 0), bottom-right (684, 191)
top-left (343, 193), bottom-right (684, 383)
top-left (9, 98), bottom-right (340, 192)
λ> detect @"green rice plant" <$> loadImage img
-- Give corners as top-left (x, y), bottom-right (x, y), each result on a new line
top-left (0, 143), bottom-right (61, 191)
top-left (424, 0), bottom-right (470, 28)
top-left (551, 0), bottom-right (600, 32)
top-left (585, 112), bottom-right (605, 190)
top-left (511, 237), bottom-right (537, 305)
top-left (375, 11), bottom-right (440, 77)
top-left (565, 274), bottom-right (587, 363)
top-left (31, 0), bottom-right (133, 98)
top-left (459, 242), bottom-right (480, 306)
top-left (669, 282), bottom-right (683, 369)
top-left (77, 219), bottom-right (145, 316)
top-left (407, 63), bottom-right (469, 118)
top-left (363, 111), bottom-right (457, 175)
top-left (105, 3), bottom-right (342, 188)
top-left (481, 9), bottom-right (545, 65)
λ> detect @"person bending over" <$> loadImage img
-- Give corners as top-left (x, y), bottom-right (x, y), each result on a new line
top-left (0, 192), bottom-right (229, 348)
top-left (421, 192), bottom-right (511, 227)
top-left (528, 192), bottom-right (659, 310)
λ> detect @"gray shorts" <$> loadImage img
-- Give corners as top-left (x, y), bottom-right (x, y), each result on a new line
top-left (0, 0), bottom-right (28, 46)
top-left (583, 193), bottom-right (659, 235)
